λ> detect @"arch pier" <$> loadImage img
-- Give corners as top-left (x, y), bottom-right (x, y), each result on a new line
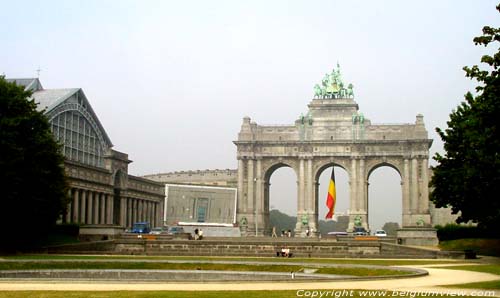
top-left (234, 98), bottom-right (437, 245)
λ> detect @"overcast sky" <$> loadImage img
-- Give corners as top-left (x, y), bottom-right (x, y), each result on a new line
top-left (2, 0), bottom-right (498, 230)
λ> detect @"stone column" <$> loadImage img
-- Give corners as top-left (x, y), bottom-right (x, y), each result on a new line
top-left (237, 158), bottom-right (245, 213)
top-left (308, 158), bottom-right (318, 233)
top-left (120, 197), bottom-right (127, 226)
top-left (359, 158), bottom-right (366, 212)
top-left (295, 158), bottom-right (306, 233)
top-left (106, 194), bottom-right (114, 225)
top-left (153, 203), bottom-right (158, 227)
top-left (411, 158), bottom-right (419, 212)
top-left (402, 158), bottom-right (411, 227)
top-left (72, 189), bottom-right (79, 223)
top-left (139, 200), bottom-right (143, 222)
top-left (65, 189), bottom-right (72, 223)
top-left (86, 191), bottom-right (93, 224)
top-left (150, 201), bottom-right (158, 226)
top-left (159, 199), bottom-right (165, 226)
top-left (247, 159), bottom-right (254, 213)
top-left (147, 201), bottom-right (152, 223)
top-left (134, 199), bottom-right (138, 225)
top-left (93, 192), bottom-right (99, 224)
top-left (127, 198), bottom-right (132, 227)
top-left (255, 158), bottom-right (264, 233)
top-left (136, 200), bottom-right (141, 222)
top-left (420, 158), bottom-right (429, 213)
top-left (298, 158), bottom-right (305, 212)
top-left (307, 158), bottom-right (313, 212)
top-left (134, 199), bottom-right (138, 223)
top-left (142, 200), bottom-right (145, 223)
top-left (350, 158), bottom-right (357, 212)
top-left (148, 201), bottom-right (153, 225)
top-left (80, 190), bottom-right (87, 224)
top-left (100, 193), bottom-right (106, 224)
top-left (360, 158), bottom-right (369, 230)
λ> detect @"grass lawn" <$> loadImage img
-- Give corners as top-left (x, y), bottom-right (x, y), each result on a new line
top-left (439, 239), bottom-right (500, 257)
top-left (445, 280), bottom-right (500, 290)
top-left (0, 291), bottom-right (480, 298)
top-left (0, 261), bottom-right (412, 277)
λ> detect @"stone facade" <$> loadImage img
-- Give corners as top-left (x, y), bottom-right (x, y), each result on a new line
top-left (144, 169), bottom-right (237, 187)
top-left (164, 184), bottom-right (237, 225)
top-left (235, 98), bottom-right (434, 238)
top-left (8, 78), bottom-right (165, 236)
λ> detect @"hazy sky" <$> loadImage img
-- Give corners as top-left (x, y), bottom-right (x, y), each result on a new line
top-left (2, 0), bottom-right (498, 230)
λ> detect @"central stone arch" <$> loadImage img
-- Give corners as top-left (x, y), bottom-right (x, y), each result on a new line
top-left (235, 98), bottom-right (433, 238)
top-left (312, 159), bottom-right (351, 231)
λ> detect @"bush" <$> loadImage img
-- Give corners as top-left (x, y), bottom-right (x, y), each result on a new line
top-left (435, 224), bottom-right (497, 241)
top-left (52, 223), bottom-right (80, 237)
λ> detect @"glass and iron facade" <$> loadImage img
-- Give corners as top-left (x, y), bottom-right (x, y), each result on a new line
top-left (50, 109), bottom-right (105, 168)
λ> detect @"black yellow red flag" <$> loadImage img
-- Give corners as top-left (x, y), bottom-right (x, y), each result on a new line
top-left (325, 167), bottom-right (336, 219)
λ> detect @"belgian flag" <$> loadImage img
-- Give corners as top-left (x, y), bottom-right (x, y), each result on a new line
top-left (325, 167), bottom-right (336, 219)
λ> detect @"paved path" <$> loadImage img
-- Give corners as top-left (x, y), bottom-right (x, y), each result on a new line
top-left (0, 260), bottom-right (499, 296)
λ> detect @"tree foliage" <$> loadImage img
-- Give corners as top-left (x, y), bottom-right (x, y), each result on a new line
top-left (430, 5), bottom-right (500, 229)
top-left (0, 77), bottom-right (69, 250)
top-left (381, 222), bottom-right (400, 236)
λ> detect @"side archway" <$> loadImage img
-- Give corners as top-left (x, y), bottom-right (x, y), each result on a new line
top-left (367, 162), bottom-right (403, 233)
top-left (262, 162), bottom-right (298, 235)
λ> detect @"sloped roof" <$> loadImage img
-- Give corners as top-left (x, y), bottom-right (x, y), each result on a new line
top-left (32, 88), bottom-right (80, 112)
top-left (5, 78), bottom-right (43, 92)
top-left (6, 77), bottom-right (113, 147)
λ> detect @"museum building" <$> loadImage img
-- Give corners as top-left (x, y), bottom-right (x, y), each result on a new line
top-left (7, 78), bottom-right (165, 238)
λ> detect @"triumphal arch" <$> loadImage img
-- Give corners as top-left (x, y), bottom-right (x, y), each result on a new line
top-left (234, 65), bottom-right (434, 242)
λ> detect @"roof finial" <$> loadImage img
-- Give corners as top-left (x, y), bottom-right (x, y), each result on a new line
top-left (36, 66), bottom-right (42, 78)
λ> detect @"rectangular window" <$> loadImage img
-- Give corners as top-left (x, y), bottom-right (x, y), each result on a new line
top-left (196, 198), bottom-right (209, 223)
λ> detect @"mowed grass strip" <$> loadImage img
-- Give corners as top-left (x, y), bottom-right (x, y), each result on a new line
top-left (444, 280), bottom-right (500, 290)
top-left (315, 267), bottom-right (411, 276)
top-left (1, 255), bottom-right (459, 266)
top-left (0, 261), bottom-right (413, 276)
top-left (0, 262), bottom-right (301, 273)
top-left (439, 239), bottom-right (500, 257)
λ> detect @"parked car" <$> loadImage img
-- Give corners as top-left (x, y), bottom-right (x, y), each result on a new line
top-left (327, 231), bottom-right (348, 236)
top-left (353, 227), bottom-right (368, 236)
top-left (150, 226), bottom-right (168, 235)
top-left (375, 230), bottom-right (387, 237)
top-left (167, 226), bottom-right (185, 235)
top-left (131, 222), bottom-right (151, 234)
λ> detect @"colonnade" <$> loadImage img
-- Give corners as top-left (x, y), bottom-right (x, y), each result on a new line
top-left (64, 188), bottom-right (114, 225)
top-left (63, 188), bottom-right (160, 228)
top-left (124, 197), bottom-right (159, 228)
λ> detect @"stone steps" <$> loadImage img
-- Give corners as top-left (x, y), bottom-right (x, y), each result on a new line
top-left (46, 237), bottom-right (465, 259)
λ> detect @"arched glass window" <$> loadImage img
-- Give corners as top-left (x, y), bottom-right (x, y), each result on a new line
top-left (51, 110), bottom-right (105, 167)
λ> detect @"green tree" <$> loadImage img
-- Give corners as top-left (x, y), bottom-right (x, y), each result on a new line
top-left (381, 222), bottom-right (400, 237)
top-left (0, 77), bottom-right (69, 250)
top-left (430, 5), bottom-right (500, 230)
